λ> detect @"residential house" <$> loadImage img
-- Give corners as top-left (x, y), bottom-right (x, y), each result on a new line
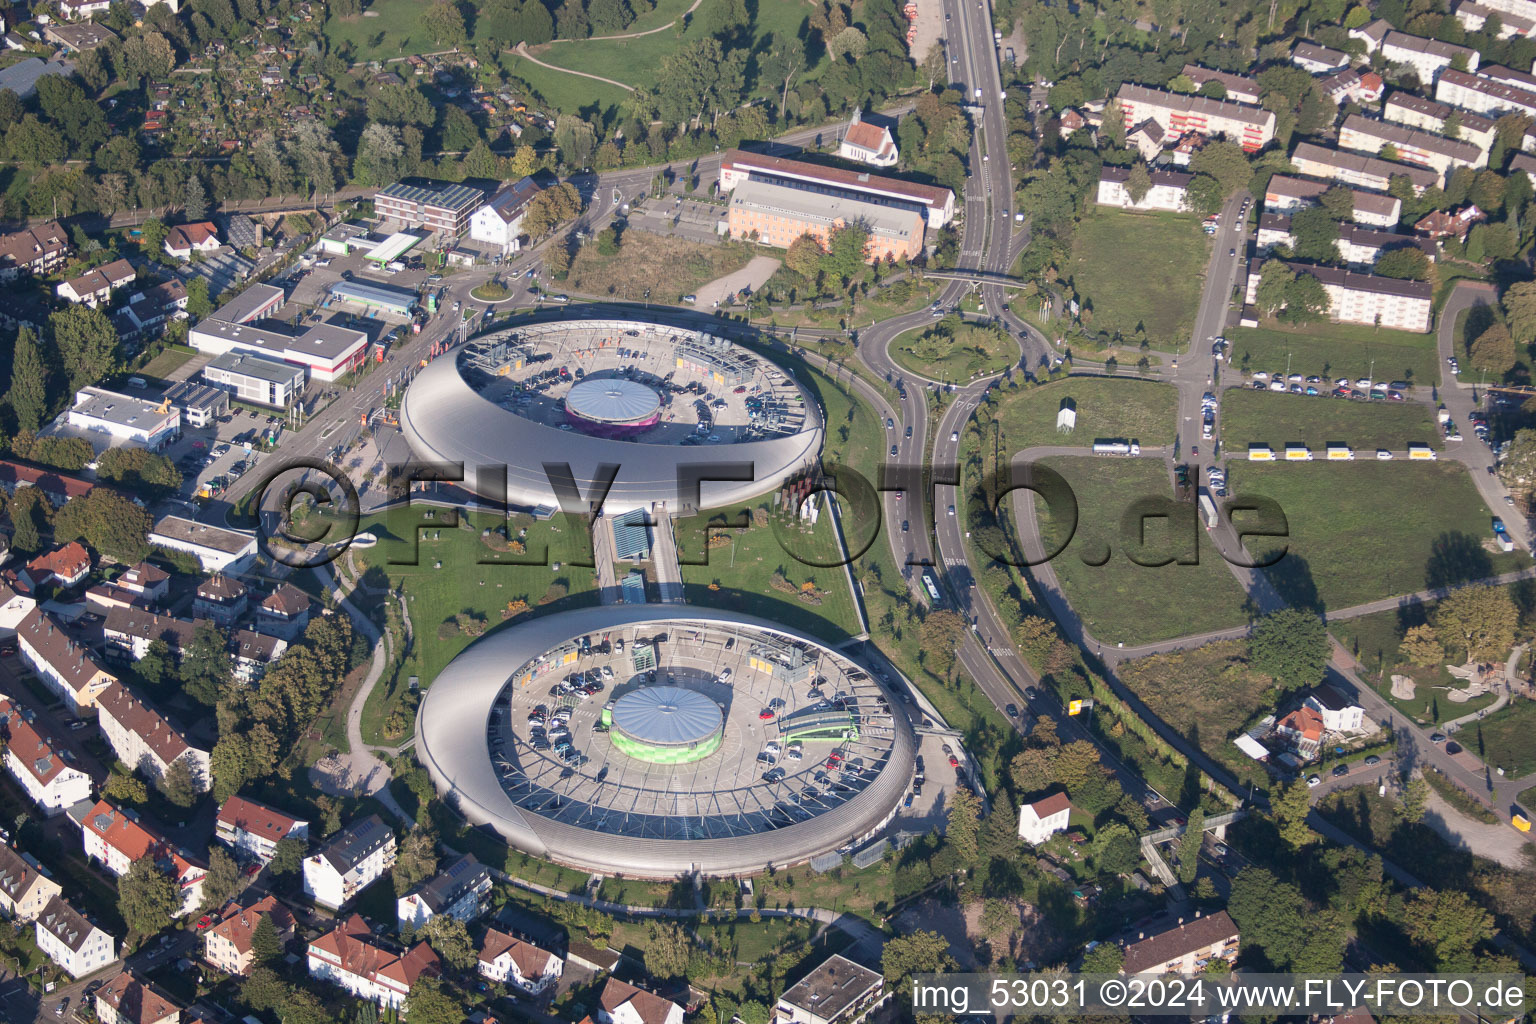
top-left (16, 608), bottom-right (117, 712)
top-left (1304, 685), bottom-right (1366, 733)
top-left (302, 814), bottom-right (397, 910)
top-left (307, 914), bottom-right (439, 1010)
top-left (94, 682), bottom-right (210, 791)
top-left (0, 223), bottom-right (68, 281)
top-left (25, 542), bottom-right (92, 589)
top-left (102, 607), bottom-right (285, 686)
top-left (58, 0), bottom-right (112, 18)
top-left (0, 460), bottom-right (94, 507)
top-left (1415, 204), bottom-right (1487, 240)
top-left (0, 580), bottom-right (35, 637)
top-left (116, 563), bottom-right (170, 606)
top-left (215, 795), bottom-right (309, 864)
top-left (192, 576), bottom-right (247, 626)
top-left (1058, 108), bottom-right (1088, 139)
top-left (1121, 910), bottom-right (1240, 975)
top-left (1291, 41), bottom-right (1350, 74)
top-left (85, 584), bottom-right (148, 616)
top-left (203, 895), bottom-right (294, 976)
top-left (468, 176), bottom-right (542, 255)
top-left (255, 583), bottom-right (312, 639)
top-left (396, 853), bottom-right (492, 930)
top-left (35, 895), bottom-right (115, 979)
top-left (1096, 166), bottom-right (1191, 212)
top-left (95, 971), bottom-right (180, 1024)
top-left (0, 698), bottom-right (92, 814)
top-left (164, 223), bottom-right (221, 260)
top-left (776, 954), bottom-right (886, 1024)
top-left (598, 977), bottom-right (686, 1024)
top-left (0, 841), bottom-right (62, 922)
top-left (1126, 118), bottom-right (1166, 161)
top-left (1017, 792), bottom-right (1074, 845)
top-left (1319, 68), bottom-right (1385, 105)
top-left (119, 281), bottom-right (190, 340)
top-left (1349, 17), bottom-right (1393, 52)
top-left (78, 800), bottom-right (206, 915)
top-left (477, 929), bottom-right (563, 995)
top-left (56, 260), bottom-right (136, 307)
top-left (837, 109), bottom-right (899, 167)
top-left (1273, 705), bottom-right (1326, 758)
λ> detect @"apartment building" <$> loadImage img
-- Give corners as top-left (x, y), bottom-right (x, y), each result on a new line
top-left (726, 178), bottom-right (926, 263)
top-left (307, 914), bottom-right (439, 1010)
top-left (1289, 142), bottom-right (1438, 193)
top-left (0, 841), bottom-right (62, 922)
top-left (1245, 261), bottom-right (1433, 331)
top-left (396, 853), bottom-right (492, 930)
top-left (78, 800), bottom-right (206, 916)
top-left (25, 542), bottom-right (91, 589)
top-left (94, 682), bottom-right (210, 792)
top-left (1122, 911), bottom-right (1240, 975)
top-left (1255, 213), bottom-right (1434, 268)
top-left (1434, 67), bottom-right (1536, 117)
top-left (1096, 166), bottom-right (1192, 212)
top-left (468, 176), bottom-right (542, 255)
top-left (1262, 175), bottom-right (1402, 227)
top-left (116, 563), bottom-right (170, 606)
top-left (1304, 685), bottom-right (1367, 733)
top-left (0, 698), bottom-right (92, 814)
top-left (1382, 92), bottom-right (1498, 152)
top-left (1454, 0), bottom-right (1536, 38)
top-left (0, 223), bottom-right (68, 281)
top-left (0, 459), bottom-right (93, 508)
top-left (16, 608), bottom-right (116, 712)
top-left (193, 575), bottom-right (247, 626)
top-left (35, 895), bottom-right (115, 979)
top-left (717, 149), bottom-right (955, 227)
top-left (1114, 83), bottom-right (1276, 151)
top-left (477, 929), bottom-right (563, 995)
top-left (302, 814), bottom-right (397, 910)
top-left (102, 607), bottom-right (285, 686)
top-left (56, 259), bottom-right (135, 307)
top-left (95, 972), bottom-right (180, 1024)
top-left (1337, 114), bottom-right (1487, 177)
top-left (1350, 17), bottom-right (1393, 52)
top-left (1471, 0), bottom-right (1536, 22)
top-left (255, 583), bottom-right (312, 640)
top-left (374, 180), bottom-right (484, 237)
top-left (1380, 30), bottom-right (1480, 81)
top-left (1179, 64), bottom-right (1261, 103)
top-left (0, 581), bottom-right (36, 638)
top-left (203, 895), bottom-right (293, 976)
top-left (776, 954), bottom-right (887, 1024)
top-left (215, 795), bottom-right (309, 864)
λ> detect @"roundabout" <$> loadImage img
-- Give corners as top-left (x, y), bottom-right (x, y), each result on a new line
top-left (414, 605), bottom-right (915, 877)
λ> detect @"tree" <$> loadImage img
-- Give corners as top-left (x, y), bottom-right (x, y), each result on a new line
top-left (1435, 584), bottom-right (1518, 663)
top-left (642, 921), bottom-right (691, 980)
top-left (1320, 185), bottom-right (1355, 220)
top-left (8, 326), bottom-right (48, 435)
top-left (554, 114), bottom-right (598, 168)
top-left (250, 913), bottom-right (284, 964)
top-left (1374, 247), bottom-right (1431, 280)
top-left (1401, 775), bottom-right (1429, 823)
top-left (120, 31), bottom-right (176, 79)
top-left (97, 448), bottom-right (181, 494)
top-left (785, 234), bottom-right (824, 279)
top-left (269, 836), bottom-right (305, 876)
top-left (1282, 272), bottom-right (1330, 323)
top-left (1125, 163), bottom-right (1153, 205)
top-left (1176, 806), bottom-right (1205, 884)
top-left (103, 773), bottom-right (148, 804)
top-left (1010, 747), bottom-right (1054, 793)
top-left (1081, 942), bottom-right (1124, 972)
top-left (522, 182), bottom-right (582, 238)
top-left (52, 487), bottom-right (151, 563)
top-left (241, 967), bottom-right (289, 1013)
top-left (1255, 259), bottom-right (1295, 315)
top-left (183, 175), bottom-right (207, 221)
top-left (882, 932), bottom-right (956, 994)
top-left (1272, 779), bottom-right (1316, 849)
top-left (822, 222), bottom-right (871, 284)
top-left (1401, 624), bottom-right (1444, 667)
top-left (118, 857), bottom-right (179, 937)
top-left (421, 915), bottom-right (477, 971)
top-left (1290, 206), bottom-right (1341, 262)
top-left (182, 621), bottom-right (234, 706)
top-left (392, 827), bottom-right (437, 896)
top-left (158, 755), bottom-right (201, 808)
top-left (422, 1), bottom-right (467, 44)
top-left (1185, 173), bottom-right (1224, 216)
top-left (1404, 889), bottom-right (1495, 971)
top-left (7, 487), bottom-right (46, 554)
top-left (1189, 141), bottom-right (1252, 197)
top-left (405, 978), bottom-right (464, 1024)
top-left (201, 847), bottom-right (242, 909)
top-left (1090, 822), bottom-right (1140, 875)
top-left (139, 218), bottom-right (168, 256)
top-left (1469, 322), bottom-right (1518, 376)
top-left (946, 788), bottom-right (981, 863)
top-left (1502, 280), bottom-right (1536, 345)
top-left (1248, 608), bottom-right (1329, 691)
top-left (49, 305), bottom-right (119, 392)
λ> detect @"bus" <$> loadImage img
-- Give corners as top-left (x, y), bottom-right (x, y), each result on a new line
top-left (922, 572), bottom-right (942, 603)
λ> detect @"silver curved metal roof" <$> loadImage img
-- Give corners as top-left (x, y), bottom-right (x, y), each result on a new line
top-left (399, 321), bottom-right (824, 514)
top-left (565, 378), bottom-right (662, 424)
top-left (612, 686), bottom-right (722, 746)
top-left (414, 606), bottom-right (916, 877)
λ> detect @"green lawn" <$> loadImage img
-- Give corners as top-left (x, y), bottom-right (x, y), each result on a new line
top-left (136, 344), bottom-right (197, 381)
top-left (324, 0), bottom-right (440, 61)
top-left (497, 50), bottom-right (634, 117)
top-left (990, 377), bottom-right (1177, 452)
top-left (1218, 387), bottom-right (1440, 453)
top-left (1032, 457), bottom-right (1252, 645)
top-left (1228, 320), bottom-right (1439, 386)
top-left (888, 321), bottom-right (1021, 382)
top-left (1069, 209), bottom-right (1211, 347)
top-left (1230, 462), bottom-right (1529, 613)
top-left (1472, 697), bottom-right (1536, 777)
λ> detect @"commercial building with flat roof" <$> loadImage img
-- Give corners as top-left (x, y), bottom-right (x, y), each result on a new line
top-left (726, 178), bottom-right (925, 262)
top-left (777, 955), bottom-right (886, 1024)
top-left (1246, 260), bottom-right (1433, 331)
top-left (718, 150), bottom-right (955, 227)
top-left (1289, 142), bottom-right (1438, 193)
top-left (146, 516), bottom-right (256, 573)
top-left (203, 352), bottom-right (307, 408)
top-left (363, 232), bottom-right (422, 266)
top-left (1337, 113), bottom-right (1487, 178)
top-left (328, 280), bottom-right (418, 318)
top-left (374, 179), bottom-right (484, 236)
top-left (161, 381), bottom-right (228, 428)
top-left (65, 388), bottom-right (180, 450)
top-left (1114, 83), bottom-right (1276, 152)
top-left (190, 285), bottom-right (368, 382)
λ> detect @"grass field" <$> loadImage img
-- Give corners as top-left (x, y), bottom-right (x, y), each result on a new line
top-left (889, 321), bottom-right (1020, 381)
top-left (1117, 640), bottom-right (1274, 744)
top-left (1229, 462), bottom-right (1528, 613)
top-left (568, 232), bottom-right (754, 304)
top-left (991, 377), bottom-right (1177, 452)
top-left (1228, 320), bottom-right (1439, 386)
top-left (137, 345), bottom-right (197, 381)
top-left (325, 0), bottom-right (440, 61)
top-left (1218, 387), bottom-right (1440, 453)
top-left (1069, 210), bottom-right (1210, 347)
top-left (499, 50), bottom-right (634, 116)
top-left (1033, 457), bottom-right (1251, 645)
top-left (1471, 697), bottom-right (1536, 777)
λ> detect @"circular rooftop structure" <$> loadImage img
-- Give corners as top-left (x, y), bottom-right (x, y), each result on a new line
top-left (415, 605), bottom-right (914, 877)
top-left (400, 314), bottom-right (824, 514)
top-left (609, 686), bottom-right (724, 763)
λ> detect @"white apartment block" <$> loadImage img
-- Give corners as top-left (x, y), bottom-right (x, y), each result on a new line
top-left (1289, 142), bottom-right (1438, 193)
top-left (1179, 64), bottom-right (1262, 103)
top-left (776, 954), bottom-right (887, 1024)
top-left (1262, 175), bottom-right (1402, 228)
top-left (16, 608), bottom-right (117, 713)
top-left (477, 929), bottom-right (563, 995)
top-left (1255, 213), bottom-right (1433, 269)
top-left (215, 795), bottom-right (309, 864)
top-left (0, 842), bottom-right (61, 923)
top-left (302, 815), bottom-right (396, 910)
top-left (1245, 261), bottom-right (1433, 332)
top-left (1305, 685), bottom-right (1367, 733)
top-left (396, 854), bottom-right (491, 930)
top-left (1114, 83), bottom-right (1276, 151)
top-left (1382, 92), bottom-right (1498, 153)
top-left (1337, 114), bottom-right (1487, 177)
top-left (95, 682), bottom-right (210, 792)
top-left (1095, 167), bottom-right (1191, 212)
top-left (35, 895), bottom-right (115, 979)
top-left (1454, 0), bottom-right (1535, 38)
top-left (0, 700), bottom-right (91, 815)
top-left (1435, 67), bottom-right (1536, 117)
top-left (468, 176), bottom-right (541, 255)
top-left (1380, 30), bottom-right (1480, 82)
